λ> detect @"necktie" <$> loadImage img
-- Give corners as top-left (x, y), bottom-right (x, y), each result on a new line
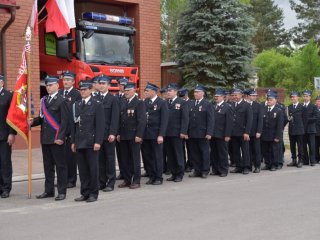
top-left (293, 104), bottom-right (296, 109)
top-left (47, 96), bottom-right (51, 103)
top-left (81, 100), bottom-right (86, 108)
top-left (64, 90), bottom-right (68, 97)
top-left (268, 107), bottom-right (271, 112)
top-left (169, 99), bottom-right (173, 104)
top-left (195, 100), bottom-right (199, 106)
top-left (235, 102), bottom-right (237, 108)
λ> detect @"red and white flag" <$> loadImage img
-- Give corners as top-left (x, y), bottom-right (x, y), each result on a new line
top-left (45, 0), bottom-right (76, 37)
top-left (30, 0), bottom-right (38, 35)
top-left (6, 44), bottom-right (30, 143)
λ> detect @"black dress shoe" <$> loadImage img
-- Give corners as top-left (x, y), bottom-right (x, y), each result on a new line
top-left (55, 194), bottom-right (66, 201)
top-left (129, 183), bottom-right (140, 189)
top-left (243, 169), bottom-right (250, 175)
top-left (189, 172), bottom-right (200, 178)
top-left (297, 162), bottom-right (303, 168)
top-left (276, 165), bottom-right (282, 170)
top-left (67, 183), bottom-right (76, 188)
top-left (36, 192), bottom-right (54, 199)
top-left (166, 176), bottom-right (175, 181)
top-left (102, 186), bottom-right (114, 192)
top-left (164, 170), bottom-right (171, 175)
top-left (116, 174), bottom-right (124, 180)
top-left (270, 167), bottom-right (276, 171)
top-left (220, 173), bottom-right (227, 177)
top-left (141, 173), bottom-right (149, 178)
top-left (118, 181), bottom-right (131, 188)
top-left (201, 173), bottom-right (208, 179)
top-left (185, 166), bottom-right (192, 173)
top-left (1, 192), bottom-right (10, 198)
top-left (253, 168), bottom-right (260, 173)
top-left (174, 177), bottom-right (182, 182)
top-left (287, 161), bottom-right (297, 167)
top-left (152, 180), bottom-right (162, 185)
top-left (145, 179), bottom-right (154, 185)
top-left (74, 195), bottom-right (89, 202)
top-left (230, 168), bottom-right (242, 173)
top-left (86, 196), bottom-right (97, 203)
top-left (210, 171), bottom-right (219, 176)
top-left (261, 166), bottom-right (270, 171)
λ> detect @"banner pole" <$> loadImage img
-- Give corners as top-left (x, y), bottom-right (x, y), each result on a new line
top-left (25, 26), bottom-right (32, 199)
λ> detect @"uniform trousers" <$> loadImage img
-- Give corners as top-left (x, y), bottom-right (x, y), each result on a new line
top-left (141, 139), bottom-right (163, 181)
top-left (210, 138), bottom-right (229, 175)
top-left (76, 148), bottom-right (99, 198)
top-left (231, 136), bottom-right (250, 170)
top-left (120, 140), bottom-right (141, 184)
top-left (303, 133), bottom-right (316, 165)
top-left (41, 144), bottom-right (67, 194)
top-left (289, 134), bottom-right (304, 161)
top-left (261, 141), bottom-right (280, 168)
top-left (65, 137), bottom-right (77, 185)
top-left (189, 138), bottom-right (210, 175)
top-left (99, 140), bottom-right (116, 188)
top-left (164, 137), bottom-right (184, 178)
top-left (249, 137), bottom-right (261, 169)
top-left (0, 140), bottom-right (12, 193)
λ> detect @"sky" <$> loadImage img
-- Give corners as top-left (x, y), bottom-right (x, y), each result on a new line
top-left (274, 0), bottom-right (299, 29)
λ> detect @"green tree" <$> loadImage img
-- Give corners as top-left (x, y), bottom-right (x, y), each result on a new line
top-left (251, 0), bottom-right (287, 53)
top-left (176, 0), bottom-right (255, 89)
top-left (289, 0), bottom-right (320, 43)
top-left (253, 49), bottom-right (293, 87)
top-left (161, 0), bottom-right (187, 62)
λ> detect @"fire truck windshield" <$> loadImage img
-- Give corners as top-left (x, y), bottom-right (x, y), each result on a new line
top-left (82, 31), bottom-right (134, 66)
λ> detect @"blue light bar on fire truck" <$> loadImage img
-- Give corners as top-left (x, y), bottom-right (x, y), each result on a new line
top-left (82, 12), bottom-right (134, 25)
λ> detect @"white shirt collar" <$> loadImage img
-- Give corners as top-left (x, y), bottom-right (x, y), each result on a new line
top-left (304, 101), bottom-right (310, 106)
top-left (101, 91), bottom-right (109, 97)
top-left (268, 105), bottom-right (275, 111)
top-left (217, 100), bottom-right (224, 106)
top-left (64, 86), bottom-right (73, 93)
top-left (196, 98), bottom-right (203, 103)
top-left (150, 95), bottom-right (158, 103)
top-left (0, 87), bottom-right (3, 93)
top-left (236, 99), bottom-right (243, 105)
top-left (83, 96), bottom-right (91, 104)
top-left (170, 96), bottom-right (177, 102)
top-left (128, 95), bottom-right (135, 103)
top-left (49, 91), bottom-right (59, 99)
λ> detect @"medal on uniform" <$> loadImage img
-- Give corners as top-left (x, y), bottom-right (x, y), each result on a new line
top-left (1, 92), bottom-right (4, 96)
top-left (199, 106), bottom-right (202, 111)
top-left (274, 113), bottom-right (277, 118)
top-left (218, 109), bottom-right (221, 113)
top-left (54, 95), bottom-right (57, 100)
top-left (175, 103), bottom-right (181, 110)
top-left (68, 97), bottom-right (72, 101)
top-left (154, 105), bottom-right (157, 110)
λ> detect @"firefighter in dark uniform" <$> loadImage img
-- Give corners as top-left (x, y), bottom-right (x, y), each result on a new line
top-left (58, 71), bottom-right (81, 188)
top-left (178, 88), bottom-right (193, 173)
top-left (117, 82), bottom-right (146, 189)
top-left (0, 74), bottom-right (16, 198)
top-left (261, 92), bottom-right (284, 171)
top-left (91, 76), bottom-right (100, 97)
top-left (230, 88), bottom-right (253, 174)
top-left (302, 90), bottom-right (317, 166)
top-left (315, 96), bottom-right (320, 163)
top-left (287, 91), bottom-right (305, 168)
top-left (115, 77), bottom-right (128, 180)
top-left (160, 87), bottom-right (170, 174)
top-left (141, 83), bottom-right (168, 185)
top-left (165, 83), bottom-right (189, 182)
top-left (30, 76), bottom-right (68, 201)
top-left (188, 85), bottom-right (214, 178)
top-left (247, 89), bottom-right (263, 173)
top-left (71, 80), bottom-right (105, 202)
top-left (210, 89), bottom-right (233, 177)
top-left (97, 75), bottom-right (119, 192)
top-left (225, 89), bottom-right (235, 167)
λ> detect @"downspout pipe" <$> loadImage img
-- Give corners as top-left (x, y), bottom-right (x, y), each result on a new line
top-left (0, 4), bottom-right (19, 86)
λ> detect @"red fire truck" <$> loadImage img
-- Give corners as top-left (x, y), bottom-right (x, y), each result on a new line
top-left (39, 12), bottom-right (138, 96)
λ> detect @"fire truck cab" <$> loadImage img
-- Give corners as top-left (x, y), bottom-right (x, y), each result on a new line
top-left (39, 11), bottom-right (138, 96)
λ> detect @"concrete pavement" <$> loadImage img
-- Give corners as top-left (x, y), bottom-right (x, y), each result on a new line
top-left (1, 158), bottom-right (320, 240)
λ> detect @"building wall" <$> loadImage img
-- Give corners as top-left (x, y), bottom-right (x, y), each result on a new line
top-left (0, 0), bottom-right (160, 149)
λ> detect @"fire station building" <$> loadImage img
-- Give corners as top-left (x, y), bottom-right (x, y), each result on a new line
top-left (0, 0), bottom-right (161, 149)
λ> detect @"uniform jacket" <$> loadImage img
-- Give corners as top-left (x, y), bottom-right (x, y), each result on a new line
top-left (302, 103), bottom-right (317, 134)
top-left (32, 93), bottom-right (68, 144)
top-left (71, 97), bottom-right (105, 149)
top-left (288, 103), bottom-right (305, 136)
top-left (119, 96), bottom-right (146, 140)
top-left (231, 100), bottom-right (253, 137)
top-left (59, 87), bottom-right (81, 137)
top-left (0, 88), bottom-right (16, 141)
top-left (250, 101), bottom-right (263, 136)
top-left (143, 97), bottom-right (168, 139)
top-left (316, 107), bottom-right (320, 136)
top-left (212, 101), bottom-right (233, 139)
top-left (166, 97), bottom-right (189, 137)
top-left (188, 99), bottom-right (214, 138)
top-left (100, 92), bottom-right (119, 138)
top-left (261, 106), bottom-right (284, 141)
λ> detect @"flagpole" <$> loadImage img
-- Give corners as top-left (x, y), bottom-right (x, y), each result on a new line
top-left (25, 26), bottom-right (32, 199)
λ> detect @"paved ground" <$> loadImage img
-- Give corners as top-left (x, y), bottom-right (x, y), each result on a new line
top-left (1, 155), bottom-right (320, 240)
